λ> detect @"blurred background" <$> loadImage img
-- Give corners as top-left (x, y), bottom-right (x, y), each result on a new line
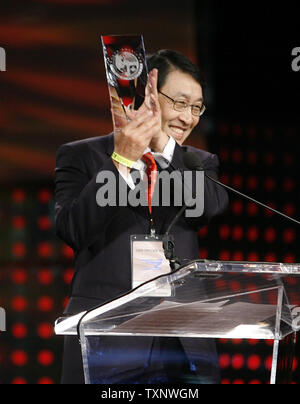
top-left (0, 0), bottom-right (299, 384)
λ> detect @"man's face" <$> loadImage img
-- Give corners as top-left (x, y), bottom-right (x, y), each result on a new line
top-left (158, 69), bottom-right (203, 145)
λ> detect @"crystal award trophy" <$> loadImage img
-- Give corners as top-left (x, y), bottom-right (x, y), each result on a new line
top-left (101, 35), bottom-right (148, 129)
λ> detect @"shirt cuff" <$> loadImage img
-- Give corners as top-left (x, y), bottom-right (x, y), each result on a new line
top-left (117, 163), bottom-right (136, 190)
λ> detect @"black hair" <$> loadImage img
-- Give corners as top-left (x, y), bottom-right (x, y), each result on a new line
top-left (146, 49), bottom-right (205, 91)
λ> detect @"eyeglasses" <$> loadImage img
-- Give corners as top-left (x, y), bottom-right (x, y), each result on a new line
top-left (159, 91), bottom-right (206, 117)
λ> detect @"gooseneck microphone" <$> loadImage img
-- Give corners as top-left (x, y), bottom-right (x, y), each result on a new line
top-left (183, 151), bottom-right (300, 226)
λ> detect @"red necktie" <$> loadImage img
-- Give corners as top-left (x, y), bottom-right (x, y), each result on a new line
top-left (142, 152), bottom-right (158, 215)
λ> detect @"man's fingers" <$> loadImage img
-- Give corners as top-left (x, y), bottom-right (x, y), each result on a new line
top-left (126, 108), bottom-right (153, 130)
top-left (137, 115), bottom-right (161, 138)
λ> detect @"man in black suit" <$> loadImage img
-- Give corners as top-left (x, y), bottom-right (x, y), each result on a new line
top-left (55, 50), bottom-right (229, 384)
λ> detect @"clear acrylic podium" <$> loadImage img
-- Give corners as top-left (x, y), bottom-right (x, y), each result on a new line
top-left (55, 260), bottom-right (300, 384)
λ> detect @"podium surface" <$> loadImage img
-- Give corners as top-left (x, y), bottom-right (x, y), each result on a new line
top-left (55, 260), bottom-right (300, 384)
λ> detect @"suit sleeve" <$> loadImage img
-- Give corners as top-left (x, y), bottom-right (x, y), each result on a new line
top-left (170, 143), bottom-right (229, 229)
top-left (54, 143), bottom-right (130, 251)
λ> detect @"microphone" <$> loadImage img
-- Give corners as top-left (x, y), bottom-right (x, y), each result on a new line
top-left (183, 151), bottom-right (300, 226)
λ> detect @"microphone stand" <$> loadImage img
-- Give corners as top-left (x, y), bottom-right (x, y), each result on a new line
top-left (205, 173), bottom-right (300, 226)
top-left (162, 204), bottom-right (187, 271)
top-left (184, 151), bottom-right (300, 226)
